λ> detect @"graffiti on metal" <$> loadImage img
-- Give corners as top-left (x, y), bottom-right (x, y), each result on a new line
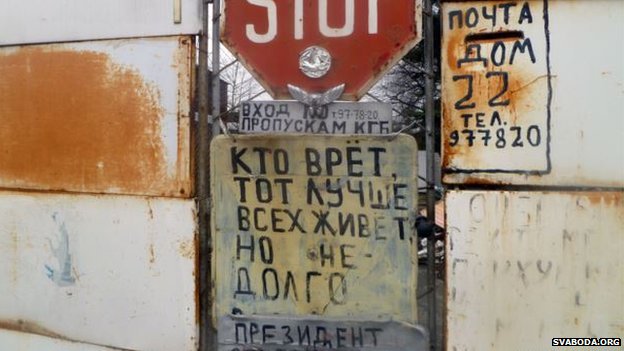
top-left (211, 135), bottom-right (419, 330)
top-left (44, 213), bottom-right (77, 287)
top-left (239, 101), bottom-right (396, 135)
top-left (218, 314), bottom-right (428, 351)
top-left (446, 191), bottom-right (624, 350)
top-left (442, 0), bottom-right (552, 174)
top-left (0, 193), bottom-right (198, 351)
top-left (442, 1), bottom-right (623, 187)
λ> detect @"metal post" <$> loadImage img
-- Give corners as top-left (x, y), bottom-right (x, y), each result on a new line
top-left (424, 0), bottom-right (438, 349)
top-left (198, 1), bottom-right (216, 351)
top-left (211, 0), bottom-right (222, 136)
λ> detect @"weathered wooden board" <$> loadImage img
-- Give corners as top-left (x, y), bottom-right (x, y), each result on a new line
top-left (446, 190), bottom-right (624, 351)
top-left (0, 0), bottom-right (201, 46)
top-left (211, 135), bottom-right (419, 336)
top-left (0, 192), bottom-right (198, 351)
top-left (442, 0), bottom-right (624, 187)
top-left (0, 36), bottom-right (194, 197)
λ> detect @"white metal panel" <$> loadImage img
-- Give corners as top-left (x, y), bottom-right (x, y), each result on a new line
top-left (0, 329), bottom-right (125, 351)
top-left (0, 36), bottom-right (193, 197)
top-left (442, 0), bottom-right (624, 187)
top-left (0, 0), bottom-right (201, 46)
top-left (446, 190), bottom-right (624, 351)
top-left (0, 192), bottom-right (198, 351)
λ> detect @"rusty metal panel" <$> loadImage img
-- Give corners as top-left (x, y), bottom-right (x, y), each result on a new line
top-left (0, 0), bottom-right (201, 46)
top-left (446, 190), bottom-right (624, 351)
top-left (442, 0), bottom-right (624, 187)
top-left (211, 135), bottom-right (420, 346)
top-left (0, 36), bottom-right (194, 197)
top-left (0, 192), bottom-right (198, 351)
top-left (0, 329), bottom-right (125, 351)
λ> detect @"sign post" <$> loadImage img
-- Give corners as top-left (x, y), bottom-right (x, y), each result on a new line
top-left (214, 0), bottom-right (425, 349)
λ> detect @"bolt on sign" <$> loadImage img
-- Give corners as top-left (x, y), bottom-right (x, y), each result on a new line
top-left (211, 135), bottom-right (423, 350)
top-left (221, 0), bottom-right (422, 100)
top-left (442, 0), bottom-right (552, 173)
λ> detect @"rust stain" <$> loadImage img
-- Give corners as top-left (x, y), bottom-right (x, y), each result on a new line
top-left (178, 239), bottom-right (195, 260)
top-left (10, 228), bottom-right (18, 287)
top-left (442, 103), bottom-right (459, 168)
top-left (0, 319), bottom-right (135, 350)
top-left (147, 199), bottom-right (154, 220)
top-left (444, 28), bottom-right (464, 70)
top-left (582, 192), bottom-right (623, 207)
top-left (463, 176), bottom-right (504, 186)
top-left (147, 198), bottom-right (156, 265)
top-left (506, 66), bottom-right (544, 125)
top-left (442, 23), bottom-right (469, 170)
top-left (0, 47), bottom-right (170, 195)
top-left (192, 224), bottom-right (201, 325)
top-left (509, 74), bottom-right (550, 96)
top-left (0, 319), bottom-right (65, 340)
top-left (148, 244), bottom-right (156, 264)
top-left (442, 4), bottom-right (551, 172)
top-left (175, 36), bottom-right (195, 198)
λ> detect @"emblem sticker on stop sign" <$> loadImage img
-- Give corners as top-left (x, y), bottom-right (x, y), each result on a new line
top-left (222, 0), bottom-right (422, 100)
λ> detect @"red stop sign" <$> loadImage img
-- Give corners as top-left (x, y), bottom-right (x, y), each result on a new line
top-left (222, 0), bottom-right (421, 100)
